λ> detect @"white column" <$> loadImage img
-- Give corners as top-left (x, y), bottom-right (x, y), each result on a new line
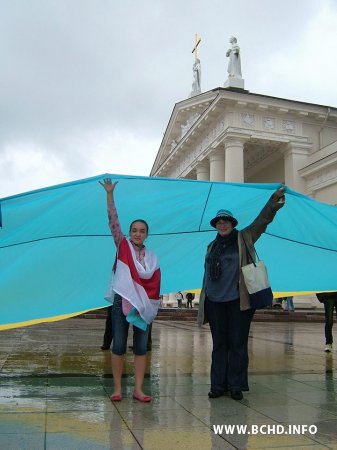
top-left (284, 143), bottom-right (312, 307)
top-left (162, 294), bottom-right (169, 307)
top-left (209, 150), bottom-right (225, 181)
top-left (284, 143), bottom-right (311, 193)
top-left (169, 292), bottom-right (177, 307)
top-left (224, 138), bottom-right (245, 182)
top-left (195, 162), bottom-right (210, 180)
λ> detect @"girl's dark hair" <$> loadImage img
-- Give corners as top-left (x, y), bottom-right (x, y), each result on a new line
top-left (129, 219), bottom-right (149, 233)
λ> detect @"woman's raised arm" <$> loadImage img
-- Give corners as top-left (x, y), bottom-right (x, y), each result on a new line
top-left (99, 178), bottom-right (123, 247)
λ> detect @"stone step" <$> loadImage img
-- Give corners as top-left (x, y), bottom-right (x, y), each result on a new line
top-left (78, 307), bottom-right (327, 323)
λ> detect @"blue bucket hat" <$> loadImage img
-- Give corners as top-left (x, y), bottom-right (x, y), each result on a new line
top-left (210, 209), bottom-right (238, 228)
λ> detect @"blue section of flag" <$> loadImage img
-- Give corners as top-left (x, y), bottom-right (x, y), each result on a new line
top-left (126, 307), bottom-right (148, 331)
top-left (1, 173), bottom-right (337, 329)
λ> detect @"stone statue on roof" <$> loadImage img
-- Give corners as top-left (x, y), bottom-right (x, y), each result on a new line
top-left (191, 58), bottom-right (201, 96)
top-left (190, 33), bottom-right (202, 97)
top-left (226, 36), bottom-right (242, 78)
top-left (224, 36), bottom-right (244, 89)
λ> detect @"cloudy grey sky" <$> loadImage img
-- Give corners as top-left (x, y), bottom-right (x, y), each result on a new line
top-left (1, 0), bottom-right (337, 197)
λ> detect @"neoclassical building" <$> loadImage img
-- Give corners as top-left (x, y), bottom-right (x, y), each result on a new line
top-left (151, 87), bottom-right (337, 204)
top-left (151, 41), bottom-right (337, 307)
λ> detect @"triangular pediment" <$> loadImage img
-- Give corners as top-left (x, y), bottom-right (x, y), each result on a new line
top-left (151, 91), bottom-right (217, 174)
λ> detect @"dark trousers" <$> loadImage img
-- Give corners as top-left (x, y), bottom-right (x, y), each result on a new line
top-left (102, 306), bottom-right (113, 348)
top-left (324, 299), bottom-right (337, 344)
top-left (205, 298), bottom-right (254, 393)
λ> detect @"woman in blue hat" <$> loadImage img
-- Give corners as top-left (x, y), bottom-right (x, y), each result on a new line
top-left (198, 187), bottom-right (285, 401)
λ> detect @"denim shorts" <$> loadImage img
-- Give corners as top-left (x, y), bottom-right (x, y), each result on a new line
top-left (111, 294), bottom-right (149, 356)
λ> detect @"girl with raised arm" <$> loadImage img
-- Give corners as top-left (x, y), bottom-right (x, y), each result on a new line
top-left (100, 178), bottom-right (161, 402)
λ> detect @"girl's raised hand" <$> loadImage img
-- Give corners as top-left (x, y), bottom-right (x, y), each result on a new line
top-left (99, 178), bottom-right (118, 193)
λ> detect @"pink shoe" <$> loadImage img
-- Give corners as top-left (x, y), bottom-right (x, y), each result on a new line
top-left (132, 393), bottom-right (151, 402)
top-left (110, 394), bottom-right (122, 402)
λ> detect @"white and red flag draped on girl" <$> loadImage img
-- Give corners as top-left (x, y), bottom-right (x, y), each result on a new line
top-left (109, 238), bottom-right (161, 325)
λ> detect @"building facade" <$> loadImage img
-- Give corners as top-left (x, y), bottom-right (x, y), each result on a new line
top-left (151, 88), bottom-right (337, 204)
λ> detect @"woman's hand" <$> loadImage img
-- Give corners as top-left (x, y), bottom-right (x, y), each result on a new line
top-left (99, 178), bottom-right (118, 193)
top-left (272, 186), bottom-right (286, 204)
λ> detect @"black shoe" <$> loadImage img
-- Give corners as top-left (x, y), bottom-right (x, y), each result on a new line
top-left (100, 345), bottom-right (110, 350)
top-left (208, 390), bottom-right (225, 398)
top-left (230, 390), bottom-right (243, 401)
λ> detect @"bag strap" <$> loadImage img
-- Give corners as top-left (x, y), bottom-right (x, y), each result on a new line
top-left (241, 234), bottom-right (260, 266)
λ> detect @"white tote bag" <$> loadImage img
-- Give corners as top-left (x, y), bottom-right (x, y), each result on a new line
top-left (241, 237), bottom-right (273, 309)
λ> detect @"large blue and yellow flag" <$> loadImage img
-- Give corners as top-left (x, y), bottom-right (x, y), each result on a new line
top-left (1, 173), bottom-right (337, 330)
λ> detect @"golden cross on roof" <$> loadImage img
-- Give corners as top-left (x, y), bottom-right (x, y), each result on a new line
top-left (191, 33), bottom-right (201, 61)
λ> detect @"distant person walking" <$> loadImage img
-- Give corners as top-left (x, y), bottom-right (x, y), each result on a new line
top-left (186, 292), bottom-right (195, 308)
top-left (176, 291), bottom-right (184, 308)
top-left (284, 296), bottom-right (295, 312)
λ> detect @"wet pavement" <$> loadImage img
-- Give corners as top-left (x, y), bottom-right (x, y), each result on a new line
top-left (1, 318), bottom-right (337, 449)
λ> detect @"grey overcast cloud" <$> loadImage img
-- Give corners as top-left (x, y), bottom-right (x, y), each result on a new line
top-left (1, 0), bottom-right (337, 197)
